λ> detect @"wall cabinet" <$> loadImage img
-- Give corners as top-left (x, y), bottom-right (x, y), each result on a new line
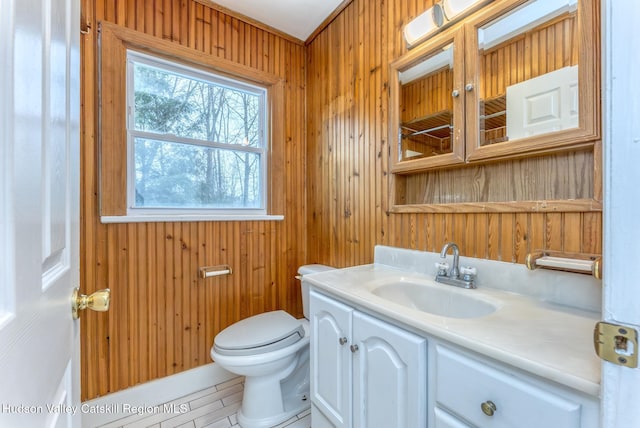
top-left (310, 289), bottom-right (599, 428)
top-left (309, 290), bottom-right (427, 428)
top-left (388, 0), bottom-right (600, 211)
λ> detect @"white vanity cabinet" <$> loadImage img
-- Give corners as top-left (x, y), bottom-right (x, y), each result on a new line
top-left (432, 344), bottom-right (600, 428)
top-left (310, 290), bottom-right (427, 428)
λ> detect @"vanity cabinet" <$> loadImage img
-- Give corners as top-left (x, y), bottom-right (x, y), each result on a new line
top-left (309, 290), bottom-right (427, 428)
top-left (310, 288), bottom-right (599, 428)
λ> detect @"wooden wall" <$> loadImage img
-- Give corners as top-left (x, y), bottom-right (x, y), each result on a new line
top-left (79, 0), bottom-right (602, 402)
top-left (305, 0), bottom-right (601, 266)
top-left (80, 0), bottom-right (306, 400)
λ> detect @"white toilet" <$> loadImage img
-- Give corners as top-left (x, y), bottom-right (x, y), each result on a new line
top-left (210, 264), bottom-right (334, 428)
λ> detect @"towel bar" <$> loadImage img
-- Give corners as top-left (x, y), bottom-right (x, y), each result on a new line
top-left (525, 251), bottom-right (602, 279)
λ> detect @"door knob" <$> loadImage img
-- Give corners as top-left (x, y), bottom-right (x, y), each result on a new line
top-left (350, 344), bottom-right (359, 353)
top-left (72, 288), bottom-right (111, 319)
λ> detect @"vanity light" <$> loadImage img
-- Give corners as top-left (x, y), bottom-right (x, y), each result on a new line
top-left (403, 0), bottom-right (491, 49)
top-left (403, 5), bottom-right (443, 48)
top-left (441, 0), bottom-right (486, 20)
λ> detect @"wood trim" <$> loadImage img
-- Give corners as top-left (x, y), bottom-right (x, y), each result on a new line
top-left (98, 20), bottom-right (285, 216)
top-left (98, 24), bottom-right (128, 216)
top-left (389, 199), bottom-right (603, 214)
top-left (268, 80), bottom-right (285, 215)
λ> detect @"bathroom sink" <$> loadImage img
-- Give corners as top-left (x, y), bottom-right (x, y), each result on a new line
top-left (371, 280), bottom-right (499, 319)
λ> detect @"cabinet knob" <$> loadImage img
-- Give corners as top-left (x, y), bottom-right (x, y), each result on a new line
top-left (481, 400), bottom-right (497, 416)
top-left (350, 344), bottom-right (359, 353)
top-left (339, 337), bottom-right (348, 345)
top-left (465, 83), bottom-right (474, 92)
top-left (451, 89), bottom-right (460, 98)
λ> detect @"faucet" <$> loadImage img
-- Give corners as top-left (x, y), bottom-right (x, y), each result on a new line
top-left (435, 242), bottom-right (477, 289)
top-left (440, 242), bottom-right (460, 279)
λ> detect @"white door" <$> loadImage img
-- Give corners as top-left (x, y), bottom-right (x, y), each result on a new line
top-left (0, 0), bottom-right (81, 427)
top-left (352, 311), bottom-right (427, 428)
top-left (601, 0), bottom-right (640, 426)
top-left (506, 65), bottom-right (579, 140)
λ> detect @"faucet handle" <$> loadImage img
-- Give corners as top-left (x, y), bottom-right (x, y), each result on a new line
top-left (460, 266), bottom-right (477, 281)
top-left (435, 261), bottom-right (449, 276)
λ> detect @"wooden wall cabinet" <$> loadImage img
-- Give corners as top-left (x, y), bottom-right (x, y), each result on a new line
top-left (463, 0), bottom-right (599, 162)
top-left (389, 26), bottom-right (466, 174)
top-left (389, 0), bottom-right (600, 212)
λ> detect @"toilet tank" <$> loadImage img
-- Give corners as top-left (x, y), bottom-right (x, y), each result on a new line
top-left (297, 264), bottom-right (335, 319)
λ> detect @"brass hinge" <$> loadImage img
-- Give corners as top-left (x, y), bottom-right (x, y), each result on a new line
top-left (594, 321), bottom-right (638, 368)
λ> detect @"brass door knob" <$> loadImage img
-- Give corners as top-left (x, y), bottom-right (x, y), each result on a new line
top-left (481, 400), bottom-right (497, 416)
top-left (72, 288), bottom-right (111, 319)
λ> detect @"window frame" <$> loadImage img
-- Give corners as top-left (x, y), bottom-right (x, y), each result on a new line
top-left (98, 21), bottom-right (285, 222)
top-left (125, 50), bottom-right (268, 216)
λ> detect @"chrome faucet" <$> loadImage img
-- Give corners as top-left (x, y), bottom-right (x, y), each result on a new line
top-left (440, 242), bottom-right (460, 278)
top-left (435, 242), bottom-right (477, 289)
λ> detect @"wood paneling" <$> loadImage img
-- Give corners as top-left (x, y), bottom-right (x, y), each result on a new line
top-left (479, 13), bottom-right (578, 100)
top-left (80, 0), bottom-right (603, 402)
top-left (306, 0), bottom-right (601, 266)
top-left (403, 149), bottom-right (594, 204)
top-left (80, 0), bottom-right (306, 400)
top-left (400, 68), bottom-right (453, 123)
top-left (477, 13), bottom-right (578, 146)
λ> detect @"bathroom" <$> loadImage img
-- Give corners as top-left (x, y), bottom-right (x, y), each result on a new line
top-left (0, 0), bottom-right (638, 427)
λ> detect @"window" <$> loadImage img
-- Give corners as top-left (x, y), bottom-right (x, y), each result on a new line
top-left (98, 22), bottom-right (285, 222)
top-left (127, 51), bottom-right (267, 215)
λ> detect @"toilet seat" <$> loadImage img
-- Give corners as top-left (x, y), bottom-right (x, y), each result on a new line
top-left (213, 310), bottom-right (305, 357)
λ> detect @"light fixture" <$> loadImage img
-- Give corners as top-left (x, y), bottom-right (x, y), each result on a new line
top-left (442, 0), bottom-right (485, 20)
top-left (403, 0), bottom-right (490, 49)
top-left (403, 6), bottom-right (443, 48)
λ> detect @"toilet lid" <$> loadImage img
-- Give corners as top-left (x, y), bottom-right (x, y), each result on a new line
top-left (213, 310), bottom-right (305, 356)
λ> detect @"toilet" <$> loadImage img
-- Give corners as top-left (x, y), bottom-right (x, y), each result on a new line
top-left (210, 264), bottom-right (334, 428)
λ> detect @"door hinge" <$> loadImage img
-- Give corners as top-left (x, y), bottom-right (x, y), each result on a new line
top-left (594, 321), bottom-right (638, 368)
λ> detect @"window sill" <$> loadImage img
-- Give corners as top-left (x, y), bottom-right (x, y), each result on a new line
top-left (100, 214), bottom-right (284, 223)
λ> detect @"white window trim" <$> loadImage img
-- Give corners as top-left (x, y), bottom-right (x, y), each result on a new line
top-left (124, 50), bottom-right (269, 219)
top-left (101, 214), bottom-right (284, 223)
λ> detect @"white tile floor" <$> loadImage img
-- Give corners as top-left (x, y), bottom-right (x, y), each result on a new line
top-left (96, 376), bottom-right (311, 428)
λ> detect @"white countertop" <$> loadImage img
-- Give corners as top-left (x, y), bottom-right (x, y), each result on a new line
top-left (305, 263), bottom-right (601, 397)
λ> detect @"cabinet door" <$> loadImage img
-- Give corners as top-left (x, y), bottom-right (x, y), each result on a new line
top-left (389, 25), bottom-right (466, 174)
top-left (352, 311), bottom-right (427, 428)
top-left (310, 290), bottom-right (353, 428)
top-left (464, 0), bottom-right (599, 162)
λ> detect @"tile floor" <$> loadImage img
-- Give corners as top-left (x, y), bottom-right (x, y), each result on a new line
top-left (96, 376), bottom-right (312, 428)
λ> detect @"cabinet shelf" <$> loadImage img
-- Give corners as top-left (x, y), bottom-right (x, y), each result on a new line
top-left (479, 95), bottom-right (507, 145)
top-left (401, 111), bottom-right (452, 140)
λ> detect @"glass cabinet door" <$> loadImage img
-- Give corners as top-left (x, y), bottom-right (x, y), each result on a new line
top-left (390, 26), bottom-right (465, 173)
top-left (464, 0), bottom-right (598, 162)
